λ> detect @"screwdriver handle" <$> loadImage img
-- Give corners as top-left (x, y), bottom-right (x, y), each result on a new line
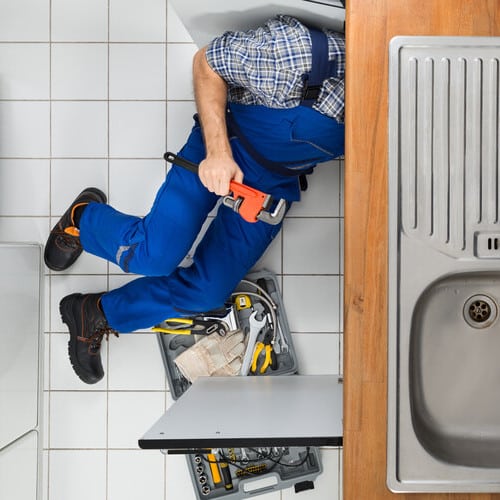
top-left (219, 461), bottom-right (233, 490)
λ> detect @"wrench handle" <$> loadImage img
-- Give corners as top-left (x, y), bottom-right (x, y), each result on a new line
top-left (164, 151), bottom-right (199, 175)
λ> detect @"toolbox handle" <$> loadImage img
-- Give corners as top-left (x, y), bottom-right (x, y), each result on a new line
top-left (239, 473), bottom-right (280, 497)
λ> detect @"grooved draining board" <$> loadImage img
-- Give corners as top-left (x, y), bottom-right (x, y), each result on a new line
top-left (395, 38), bottom-right (500, 257)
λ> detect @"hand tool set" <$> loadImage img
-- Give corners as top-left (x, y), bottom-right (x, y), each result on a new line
top-left (156, 270), bottom-right (298, 399)
top-left (186, 447), bottom-right (321, 498)
top-left (155, 270), bottom-right (323, 499)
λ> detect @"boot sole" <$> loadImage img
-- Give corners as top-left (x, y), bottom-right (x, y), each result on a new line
top-left (60, 294), bottom-right (101, 385)
top-left (45, 187), bottom-right (108, 272)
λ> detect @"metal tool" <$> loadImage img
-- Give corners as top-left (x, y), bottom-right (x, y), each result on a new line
top-left (251, 327), bottom-right (278, 374)
top-left (240, 448), bottom-right (249, 466)
top-left (164, 152), bottom-right (286, 225)
top-left (275, 314), bottom-right (289, 353)
top-left (256, 277), bottom-right (289, 353)
top-left (240, 311), bottom-right (267, 376)
top-left (236, 463), bottom-right (267, 477)
top-left (153, 317), bottom-right (228, 336)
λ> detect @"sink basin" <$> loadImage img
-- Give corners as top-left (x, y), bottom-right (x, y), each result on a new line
top-left (388, 36), bottom-right (500, 493)
top-left (410, 272), bottom-right (500, 469)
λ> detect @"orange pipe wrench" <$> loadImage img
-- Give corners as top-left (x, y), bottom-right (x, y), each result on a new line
top-left (164, 152), bottom-right (286, 225)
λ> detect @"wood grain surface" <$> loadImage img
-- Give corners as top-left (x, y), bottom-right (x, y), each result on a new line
top-left (344, 1), bottom-right (500, 499)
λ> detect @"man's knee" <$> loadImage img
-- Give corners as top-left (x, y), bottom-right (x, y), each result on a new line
top-left (117, 244), bottom-right (179, 276)
top-left (172, 280), bottom-right (232, 315)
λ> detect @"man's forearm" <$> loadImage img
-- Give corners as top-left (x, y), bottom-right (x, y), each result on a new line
top-left (193, 47), bottom-right (232, 158)
top-left (192, 47), bottom-right (243, 195)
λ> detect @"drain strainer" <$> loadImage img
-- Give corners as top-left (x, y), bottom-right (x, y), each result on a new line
top-left (463, 294), bottom-right (498, 329)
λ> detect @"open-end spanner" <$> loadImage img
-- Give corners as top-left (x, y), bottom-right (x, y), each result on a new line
top-left (240, 311), bottom-right (267, 375)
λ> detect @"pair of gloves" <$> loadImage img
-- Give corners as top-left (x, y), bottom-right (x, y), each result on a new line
top-left (174, 329), bottom-right (246, 383)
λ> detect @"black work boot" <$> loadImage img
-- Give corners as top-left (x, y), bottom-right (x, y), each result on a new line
top-left (44, 187), bottom-right (107, 271)
top-left (59, 293), bottom-right (119, 384)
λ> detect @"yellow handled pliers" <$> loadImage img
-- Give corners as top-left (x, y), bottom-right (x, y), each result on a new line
top-left (250, 330), bottom-right (277, 374)
top-left (152, 317), bottom-right (227, 336)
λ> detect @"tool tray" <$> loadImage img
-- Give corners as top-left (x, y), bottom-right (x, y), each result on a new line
top-left (156, 270), bottom-right (299, 400)
top-left (186, 446), bottom-right (322, 499)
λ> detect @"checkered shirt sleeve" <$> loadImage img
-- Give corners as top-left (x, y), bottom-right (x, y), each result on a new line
top-left (205, 15), bottom-right (345, 123)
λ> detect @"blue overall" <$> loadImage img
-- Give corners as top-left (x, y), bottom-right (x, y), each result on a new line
top-left (79, 104), bottom-right (343, 332)
top-left (79, 27), bottom-right (344, 332)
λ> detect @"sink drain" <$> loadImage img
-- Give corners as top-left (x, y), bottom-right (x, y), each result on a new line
top-left (463, 294), bottom-right (498, 329)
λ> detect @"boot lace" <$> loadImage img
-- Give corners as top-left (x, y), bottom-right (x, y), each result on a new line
top-left (54, 228), bottom-right (81, 250)
top-left (86, 322), bottom-right (120, 353)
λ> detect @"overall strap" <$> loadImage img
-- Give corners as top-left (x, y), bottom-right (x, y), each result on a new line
top-left (224, 27), bottom-right (339, 183)
top-left (300, 27), bottom-right (337, 108)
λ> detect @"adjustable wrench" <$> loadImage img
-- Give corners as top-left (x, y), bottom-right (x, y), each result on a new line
top-left (240, 311), bottom-right (266, 376)
top-left (164, 152), bottom-right (286, 225)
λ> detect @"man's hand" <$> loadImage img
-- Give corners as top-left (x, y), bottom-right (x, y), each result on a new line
top-left (199, 154), bottom-right (244, 196)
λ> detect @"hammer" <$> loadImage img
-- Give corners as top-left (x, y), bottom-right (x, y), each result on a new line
top-left (164, 152), bottom-right (286, 225)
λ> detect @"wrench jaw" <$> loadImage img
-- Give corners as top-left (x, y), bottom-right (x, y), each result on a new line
top-left (222, 195), bottom-right (242, 213)
top-left (256, 198), bottom-right (287, 226)
top-left (223, 194), bottom-right (287, 226)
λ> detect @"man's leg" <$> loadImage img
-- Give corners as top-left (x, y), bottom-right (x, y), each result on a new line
top-left (100, 202), bottom-right (283, 332)
top-left (45, 120), bottom-right (210, 276)
top-left (57, 165), bottom-right (218, 384)
top-left (60, 200), bottom-right (282, 383)
top-left (79, 165), bottom-right (218, 275)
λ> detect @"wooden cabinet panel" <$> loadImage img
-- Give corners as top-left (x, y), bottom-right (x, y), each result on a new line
top-left (344, 1), bottom-right (500, 499)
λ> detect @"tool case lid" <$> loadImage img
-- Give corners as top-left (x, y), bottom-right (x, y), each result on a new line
top-left (138, 374), bottom-right (343, 450)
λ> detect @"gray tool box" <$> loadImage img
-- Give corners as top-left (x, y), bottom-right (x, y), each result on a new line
top-left (186, 446), bottom-right (322, 499)
top-left (156, 270), bottom-right (299, 400)
top-left (155, 270), bottom-right (323, 499)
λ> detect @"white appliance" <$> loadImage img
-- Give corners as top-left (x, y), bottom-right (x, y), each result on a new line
top-left (170, 0), bottom-right (345, 47)
top-left (0, 243), bottom-right (44, 500)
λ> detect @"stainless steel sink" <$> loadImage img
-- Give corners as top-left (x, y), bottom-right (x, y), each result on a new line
top-left (411, 272), bottom-right (500, 469)
top-left (388, 37), bottom-right (500, 493)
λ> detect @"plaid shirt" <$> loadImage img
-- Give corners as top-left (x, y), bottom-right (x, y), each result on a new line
top-left (206, 15), bottom-right (345, 123)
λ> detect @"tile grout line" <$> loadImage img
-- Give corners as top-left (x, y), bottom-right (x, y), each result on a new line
top-left (47, 0), bottom-right (52, 498)
top-left (105, 2), bottom-right (111, 499)
top-left (167, 6), bottom-right (170, 500)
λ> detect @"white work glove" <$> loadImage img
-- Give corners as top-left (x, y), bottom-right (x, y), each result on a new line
top-left (174, 329), bottom-right (246, 383)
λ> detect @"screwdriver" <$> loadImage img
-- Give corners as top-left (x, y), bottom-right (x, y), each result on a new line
top-left (206, 451), bottom-right (222, 484)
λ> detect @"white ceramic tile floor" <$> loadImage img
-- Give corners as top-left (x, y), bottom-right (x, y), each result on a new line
top-left (0, 43), bottom-right (50, 99)
top-left (109, 159), bottom-right (166, 215)
top-left (0, 160), bottom-right (50, 215)
top-left (109, 0), bottom-right (166, 42)
top-left (51, 0), bottom-right (108, 42)
top-left (0, 1), bottom-right (344, 499)
top-left (51, 101), bottom-right (108, 157)
top-left (51, 43), bottom-right (108, 100)
top-left (109, 44), bottom-right (166, 100)
top-left (0, 101), bottom-right (50, 157)
top-left (0, 0), bottom-right (49, 41)
top-left (109, 101), bottom-right (166, 158)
